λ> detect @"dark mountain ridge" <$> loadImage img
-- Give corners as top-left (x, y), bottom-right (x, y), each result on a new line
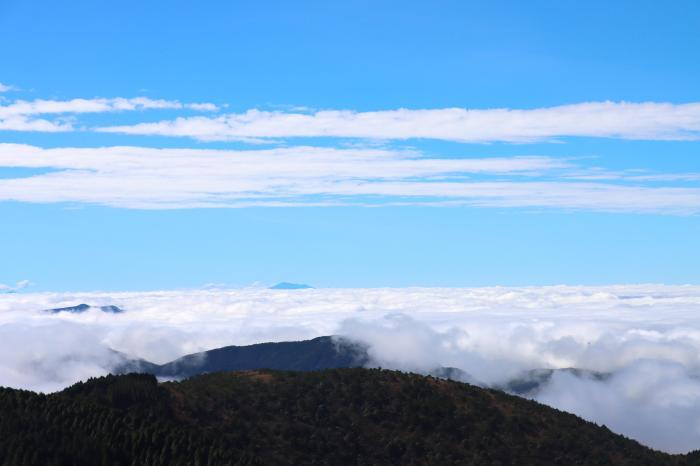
top-left (46, 303), bottom-right (124, 314)
top-left (2, 368), bottom-right (697, 465)
top-left (116, 336), bottom-right (369, 378)
top-left (114, 336), bottom-right (601, 397)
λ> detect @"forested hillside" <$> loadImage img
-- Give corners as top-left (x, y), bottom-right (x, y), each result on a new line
top-left (0, 368), bottom-right (697, 465)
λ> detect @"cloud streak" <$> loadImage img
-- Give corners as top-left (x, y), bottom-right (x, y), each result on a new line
top-left (1, 143), bottom-right (699, 213)
top-left (0, 96), bottom-right (218, 133)
top-left (3, 88), bottom-right (700, 145)
top-left (0, 280), bottom-right (31, 293)
top-left (98, 101), bottom-right (700, 143)
top-left (2, 285), bottom-right (700, 452)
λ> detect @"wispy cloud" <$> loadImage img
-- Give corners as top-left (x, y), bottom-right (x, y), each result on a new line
top-left (0, 97), bottom-right (218, 117)
top-left (0, 96), bottom-right (218, 133)
top-left (97, 102), bottom-right (700, 143)
top-left (0, 143), bottom-right (698, 213)
top-left (0, 117), bottom-right (71, 132)
top-left (0, 280), bottom-right (32, 293)
top-left (5, 91), bottom-right (700, 145)
top-left (0, 83), bottom-right (16, 93)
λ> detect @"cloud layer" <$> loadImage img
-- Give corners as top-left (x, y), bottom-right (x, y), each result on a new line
top-left (1, 143), bottom-right (699, 213)
top-left (2, 285), bottom-right (700, 452)
top-left (98, 102), bottom-right (700, 142)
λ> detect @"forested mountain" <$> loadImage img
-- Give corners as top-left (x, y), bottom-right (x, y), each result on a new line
top-left (116, 336), bottom-right (369, 378)
top-left (1, 368), bottom-right (697, 465)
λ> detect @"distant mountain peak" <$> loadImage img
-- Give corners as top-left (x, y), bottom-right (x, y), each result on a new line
top-left (46, 304), bottom-right (124, 314)
top-left (269, 282), bottom-right (313, 290)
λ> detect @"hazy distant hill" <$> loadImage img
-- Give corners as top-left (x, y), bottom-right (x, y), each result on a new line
top-left (502, 367), bottom-right (610, 396)
top-left (46, 303), bottom-right (124, 314)
top-left (269, 282), bottom-right (313, 289)
top-left (0, 369), bottom-right (694, 465)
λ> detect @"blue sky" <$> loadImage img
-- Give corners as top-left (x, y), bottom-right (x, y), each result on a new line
top-left (1, 0), bottom-right (699, 290)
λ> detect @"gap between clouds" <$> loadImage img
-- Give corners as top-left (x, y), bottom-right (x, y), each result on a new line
top-left (0, 143), bottom-right (699, 213)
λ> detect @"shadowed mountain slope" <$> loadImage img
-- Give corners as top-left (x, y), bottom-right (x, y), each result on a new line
top-left (116, 336), bottom-right (369, 378)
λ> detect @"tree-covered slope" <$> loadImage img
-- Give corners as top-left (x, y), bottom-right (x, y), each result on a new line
top-left (0, 369), bottom-right (697, 465)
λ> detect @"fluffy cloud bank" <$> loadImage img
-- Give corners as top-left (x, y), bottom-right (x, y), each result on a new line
top-left (2, 285), bottom-right (700, 452)
top-left (1, 143), bottom-right (699, 213)
top-left (98, 102), bottom-right (700, 143)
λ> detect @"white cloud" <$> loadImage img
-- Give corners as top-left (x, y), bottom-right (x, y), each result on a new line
top-left (0, 97), bottom-right (218, 118)
top-left (0, 83), bottom-right (16, 93)
top-left (0, 116), bottom-right (72, 132)
top-left (98, 101), bottom-right (700, 142)
top-left (537, 361), bottom-right (700, 455)
top-left (0, 96), bottom-right (218, 133)
top-left (2, 285), bottom-right (700, 452)
top-left (3, 91), bottom-right (700, 145)
top-left (0, 143), bottom-right (699, 213)
top-left (0, 280), bottom-right (32, 293)
top-left (187, 102), bottom-right (219, 112)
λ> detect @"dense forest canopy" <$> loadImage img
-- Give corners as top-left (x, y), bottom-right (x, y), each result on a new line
top-left (1, 368), bottom-right (697, 465)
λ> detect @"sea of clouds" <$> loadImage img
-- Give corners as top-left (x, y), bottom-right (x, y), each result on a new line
top-left (2, 285), bottom-right (700, 453)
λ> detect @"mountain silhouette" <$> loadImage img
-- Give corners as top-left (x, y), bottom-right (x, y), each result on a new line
top-left (46, 304), bottom-right (124, 314)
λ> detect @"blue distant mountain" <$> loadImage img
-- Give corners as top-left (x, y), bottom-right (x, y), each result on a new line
top-left (46, 304), bottom-right (124, 314)
top-left (269, 282), bottom-right (313, 290)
